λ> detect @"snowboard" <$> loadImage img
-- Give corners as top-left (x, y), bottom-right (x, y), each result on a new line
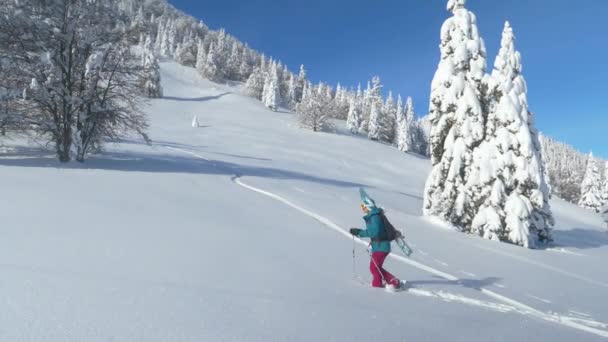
top-left (396, 236), bottom-right (413, 257)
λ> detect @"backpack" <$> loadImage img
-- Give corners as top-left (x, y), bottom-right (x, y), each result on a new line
top-left (379, 211), bottom-right (402, 241)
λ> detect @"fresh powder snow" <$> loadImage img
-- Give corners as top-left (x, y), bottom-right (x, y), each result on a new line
top-left (1, 61), bottom-right (608, 341)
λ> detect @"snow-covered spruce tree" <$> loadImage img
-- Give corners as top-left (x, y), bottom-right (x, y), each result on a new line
top-left (332, 83), bottom-right (350, 120)
top-left (602, 162), bottom-right (608, 205)
top-left (159, 19), bottom-right (174, 58)
top-left (296, 83), bottom-right (332, 132)
top-left (362, 81), bottom-right (372, 127)
top-left (195, 40), bottom-right (206, 72)
top-left (238, 53), bottom-right (253, 81)
top-left (368, 102), bottom-right (382, 141)
top-left (277, 63), bottom-right (291, 105)
top-left (202, 43), bottom-right (221, 81)
top-left (367, 76), bottom-right (383, 141)
top-left (579, 152), bottom-right (603, 212)
top-left (140, 36), bottom-right (163, 98)
top-left (0, 0), bottom-right (149, 162)
top-left (541, 134), bottom-right (588, 203)
top-left (346, 96), bottom-right (362, 134)
top-left (538, 133), bottom-right (553, 197)
top-left (245, 67), bottom-right (265, 100)
top-left (468, 21), bottom-right (553, 247)
top-left (175, 37), bottom-right (197, 67)
top-left (423, 0), bottom-right (488, 228)
top-left (262, 67), bottom-right (279, 111)
top-left (226, 41), bottom-right (242, 80)
top-left (397, 96), bottom-right (415, 152)
top-left (381, 91), bottom-right (397, 142)
top-left (295, 65), bottom-right (307, 103)
top-left (394, 95), bottom-right (404, 146)
top-left (154, 19), bottom-right (165, 52)
top-left (286, 75), bottom-right (298, 110)
top-left (415, 116), bottom-right (431, 156)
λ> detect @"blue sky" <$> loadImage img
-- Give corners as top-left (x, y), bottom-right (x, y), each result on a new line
top-left (169, 0), bottom-right (608, 158)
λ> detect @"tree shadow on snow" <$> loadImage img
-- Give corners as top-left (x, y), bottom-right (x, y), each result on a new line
top-left (550, 228), bottom-right (608, 250)
top-left (162, 92), bottom-right (230, 102)
top-left (116, 140), bottom-right (271, 162)
top-left (118, 138), bottom-right (208, 150)
top-left (0, 148), bottom-right (368, 189)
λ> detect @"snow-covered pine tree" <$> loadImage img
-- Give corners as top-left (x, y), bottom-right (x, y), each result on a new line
top-left (277, 63), bottom-right (290, 104)
top-left (159, 19), bottom-right (173, 57)
top-left (362, 81), bottom-right (372, 127)
top-left (368, 102), bottom-right (381, 141)
top-left (423, 0), bottom-right (488, 228)
top-left (238, 49), bottom-right (253, 81)
top-left (541, 134), bottom-right (588, 203)
top-left (415, 116), bottom-right (431, 156)
top-left (195, 40), bottom-right (206, 72)
top-left (469, 21), bottom-right (553, 247)
top-left (602, 162), bottom-right (608, 205)
top-left (397, 96), bottom-right (415, 152)
top-left (154, 19), bottom-right (165, 52)
top-left (579, 152), bottom-right (603, 213)
top-left (202, 43), bottom-right (221, 81)
top-left (175, 37), bottom-right (197, 67)
top-left (381, 91), bottom-right (396, 142)
top-left (367, 76), bottom-right (383, 141)
top-left (140, 36), bottom-right (163, 98)
top-left (226, 41), bottom-right (241, 80)
top-left (262, 67), bottom-right (279, 111)
top-left (296, 82), bottom-right (332, 132)
top-left (394, 95), bottom-right (404, 145)
top-left (295, 65), bottom-right (307, 103)
top-left (346, 96), bottom-right (362, 134)
top-left (333, 83), bottom-right (349, 120)
top-left (286, 75), bottom-right (297, 110)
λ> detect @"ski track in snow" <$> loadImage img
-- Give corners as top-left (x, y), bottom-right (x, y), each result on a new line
top-left (471, 242), bottom-right (608, 289)
top-left (526, 294), bottom-right (553, 304)
top-left (432, 258), bottom-right (449, 267)
top-left (570, 310), bottom-right (593, 318)
top-left (165, 145), bottom-right (608, 339)
top-left (293, 187), bottom-right (308, 194)
top-left (460, 271), bottom-right (477, 277)
top-left (546, 247), bottom-right (587, 257)
top-left (407, 288), bottom-right (515, 314)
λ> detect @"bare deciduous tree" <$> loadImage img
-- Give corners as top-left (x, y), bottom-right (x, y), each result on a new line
top-left (0, 0), bottom-right (149, 162)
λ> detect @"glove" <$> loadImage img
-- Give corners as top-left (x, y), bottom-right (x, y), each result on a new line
top-left (349, 228), bottom-right (361, 236)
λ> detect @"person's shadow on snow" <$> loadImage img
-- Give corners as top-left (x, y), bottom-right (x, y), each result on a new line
top-left (408, 276), bottom-right (502, 290)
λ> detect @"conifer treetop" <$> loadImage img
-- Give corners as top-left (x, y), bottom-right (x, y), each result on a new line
top-left (447, 0), bottom-right (466, 12)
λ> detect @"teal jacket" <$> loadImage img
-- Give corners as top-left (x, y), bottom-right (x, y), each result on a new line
top-left (357, 207), bottom-right (391, 253)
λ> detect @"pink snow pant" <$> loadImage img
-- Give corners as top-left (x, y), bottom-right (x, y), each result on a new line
top-left (370, 252), bottom-right (399, 288)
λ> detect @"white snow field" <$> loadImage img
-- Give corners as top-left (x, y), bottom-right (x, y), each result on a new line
top-left (1, 62), bottom-right (607, 341)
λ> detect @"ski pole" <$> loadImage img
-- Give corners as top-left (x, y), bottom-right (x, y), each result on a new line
top-left (367, 247), bottom-right (389, 286)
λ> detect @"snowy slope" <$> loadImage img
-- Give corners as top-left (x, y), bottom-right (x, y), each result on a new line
top-left (1, 62), bottom-right (607, 341)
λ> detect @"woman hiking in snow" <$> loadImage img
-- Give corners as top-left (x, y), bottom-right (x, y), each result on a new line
top-left (350, 189), bottom-right (403, 290)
